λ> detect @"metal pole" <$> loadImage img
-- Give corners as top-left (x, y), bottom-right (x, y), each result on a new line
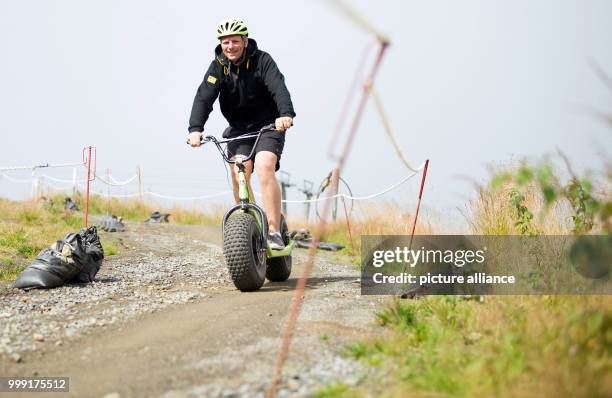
top-left (409, 159), bottom-right (430, 239)
top-left (300, 180), bottom-right (314, 222)
top-left (399, 159), bottom-right (430, 299)
top-left (106, 168), bottom-right (111, 215)
top-left (137, 165), bottom-right (142, 201)
top-left (279, 171), bottom-right (293, 217)
top-left (84, 147), bottom-right (93, 227)
top-left (330, 168), bottom-right (340, 221)
top-left (304, 192), bottom-right (313, 221)
top-left (31, 169), bottom-right (38, 199)
top-left (72, 167), bottom-right (77, 195)
top-left (281, 183), bottom-right (288, 216)
top-left (340, 195), bottom-right (355, 255)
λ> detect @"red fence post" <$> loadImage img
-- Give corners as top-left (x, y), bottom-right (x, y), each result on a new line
top-left (410, 159), bottom-right (430, 239)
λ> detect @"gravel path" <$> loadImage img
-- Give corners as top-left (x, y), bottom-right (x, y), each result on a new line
top-left (0, 222), bottom-right (385, 397)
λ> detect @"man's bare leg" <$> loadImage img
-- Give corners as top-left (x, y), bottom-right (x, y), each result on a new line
top-left (254, 151), bottom-right (281, 232)
top-left (230, 156), bottom-right (254, 203)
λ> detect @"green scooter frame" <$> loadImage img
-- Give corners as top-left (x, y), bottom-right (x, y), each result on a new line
top-left (198, 123), bottom-right (294, 290)
top-left (220, 156), bottom-right (295, 257)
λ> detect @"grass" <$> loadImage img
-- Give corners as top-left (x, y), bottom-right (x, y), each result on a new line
top-left (0, 194), bottom-right (224, 282)
top-left (335, 296), bottom-right (611, 398)
top-left (2, 166), bottom-right (610, 397)
top-left (314, 382), bottom-right (354, 398)
top-left (102, 240), bottom-right (119, 256)
top-left (315, 164), bottom-right (611, 398)
top-left (289, 202), bottom-right (437, 263)
top-left (0, 199), bottom-right (87, 282)
top-left (0, 192), bottom-right (435, 282)
top-left (72, 192), bottom-right (225, 225)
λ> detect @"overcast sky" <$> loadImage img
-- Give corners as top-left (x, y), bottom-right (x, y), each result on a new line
top-left (1, 0), bottom-right (611, 227)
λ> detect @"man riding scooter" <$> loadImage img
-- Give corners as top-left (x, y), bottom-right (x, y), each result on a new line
top-left (186, 18), bottom-right (296, 250)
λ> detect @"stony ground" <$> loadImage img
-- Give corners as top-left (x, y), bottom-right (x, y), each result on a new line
top-left (0, 222), bottom-right (386, 398)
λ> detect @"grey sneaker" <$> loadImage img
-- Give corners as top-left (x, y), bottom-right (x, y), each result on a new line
top-left (268, 232), bottom-right (285, 250)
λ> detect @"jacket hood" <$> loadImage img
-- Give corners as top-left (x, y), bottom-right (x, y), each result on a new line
top-left (215, 38), bottom-right (258, 67)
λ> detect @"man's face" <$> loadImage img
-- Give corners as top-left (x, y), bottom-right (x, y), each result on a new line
top-left (220, 35), bottom-right (247, 63)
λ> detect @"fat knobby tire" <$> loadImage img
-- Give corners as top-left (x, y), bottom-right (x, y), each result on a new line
top-left (223, 212), bottom-right (266, 291)
top-left (266, 214), bottom-right (292, 282)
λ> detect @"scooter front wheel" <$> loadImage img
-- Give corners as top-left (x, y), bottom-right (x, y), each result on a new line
top-left (223, 212), bottom-right (266, 291)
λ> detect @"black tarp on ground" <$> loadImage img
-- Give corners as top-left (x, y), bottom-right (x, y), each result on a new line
top-left (13, 227), bottom-right (105, 289)
top-left (289, 229), bottom-right (345, 251)
top-left (99, 215), bottom-right (125, 232)
top-left (64, 197), bottom-right (79, 212)
top-left (144, 211), bottom-right (171, 223)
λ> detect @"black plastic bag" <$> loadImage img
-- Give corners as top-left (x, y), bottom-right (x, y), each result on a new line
top-left (13, 227), bottom-right (105, 289)
top-left (99, 215), bottom-right (125, 232)
top-left (13, 234), bottom-right (87, 289)
top-left (71, 226), bottom-right (105, 283)
top-left (145, 211), bottom-right (170, 223)
top-left (293, 240), bottom-right (344, 251)
top-left (64, 197), bottom-right (79, 212)
top-left (289, 229), bottom-right (345, 251)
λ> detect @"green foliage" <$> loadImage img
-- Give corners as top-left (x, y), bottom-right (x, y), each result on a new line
top-left (0, 228), bottom-right (43, 262)
top-left (0, 262), bottom-right (23, 282)
top-left (314, 382), bottom-right (355, 398)
top-left (565, 177), bottom-right (596, 234)
top-left (491, 158), bottom-right (611, 235)
top-left (69, 193), bottom-right (152, 221)
top-left (0, 200), bottom-right (84, 282)
top-left (347, 342), bottom-right (369, 359)
top-left (516, 163), bottom-right (534, 186)
top-left (102, 241), bottom-right (118, 256)
top-left (336, 296), bottom-right (612, 397)
top-left (0, 195), bottom-right (227, 282)
top-left (490, 172), bottom-right (512, 191)
top-left (536, 163), bottom-right (557, 205)
top-left (17, 207), bottom-right (44, 225)
top-left (508, 189), bottom-right (538, 236)
top-left (376, 299), bottom-right (420, 329)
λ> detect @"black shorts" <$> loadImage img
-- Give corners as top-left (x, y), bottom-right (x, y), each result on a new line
top-left (225, 126), bottom-right (285, 171)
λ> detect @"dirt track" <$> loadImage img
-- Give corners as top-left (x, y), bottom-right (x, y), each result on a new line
top-left (0, 222), bottom-right (385, 397)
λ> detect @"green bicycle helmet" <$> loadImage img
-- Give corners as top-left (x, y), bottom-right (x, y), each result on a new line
top-left (216, 18), bottom-right (248, 39)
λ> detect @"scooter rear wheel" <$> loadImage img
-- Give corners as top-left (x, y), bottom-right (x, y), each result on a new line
top-left (266, 214), bottom-right (292, 282)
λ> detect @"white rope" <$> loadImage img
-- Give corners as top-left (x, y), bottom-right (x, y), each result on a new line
top-left (3, 168), bottom-right (423, 204)
top-left (77, 184), bottom-right (233, 200)
top-left (143, 177), bottom-right (227, 184)
top-left (69, 170), bottom-right (422, 203)
top-left (0, 161), bottom-right (83, 172)
top-left (0, 173), bottom-right (33, 183)
top-left (338, 169), bottom-right (421, 200)
top-left (44, 162), bottom-right (85, 169)
top-left (109, 174), bottom-right (138, 186)
top-left (0, 165), bottom-right (40, 172)
top-left (96, 174), bottom-right (138, 186)
top-left (41, 175), bottom-right (86, 184)
top-left (255, 170), bottom-right (424, 203)
top-left (43, 182), bottom-right (74, 191)
top-left (145, 190), bottom-right (232, 200)
top-left (80, 186), bottom-right (141, 198)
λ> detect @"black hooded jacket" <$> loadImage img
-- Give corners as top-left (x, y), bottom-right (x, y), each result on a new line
top-left (188, 39), bottom-right (295, 136)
